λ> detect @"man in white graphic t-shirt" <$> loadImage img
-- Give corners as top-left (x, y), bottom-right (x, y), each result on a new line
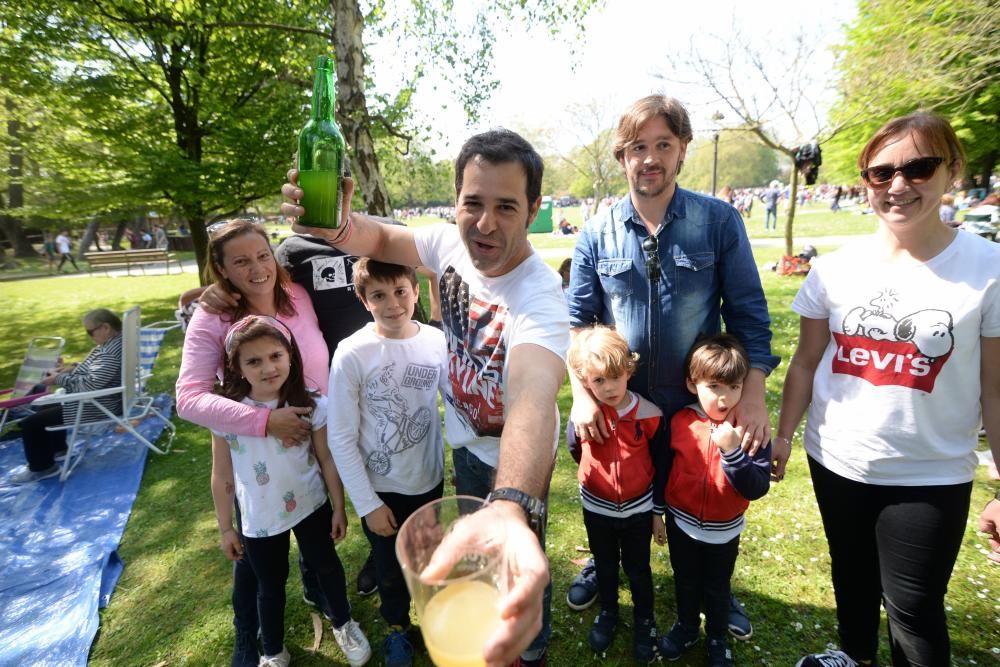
top-left (283, 128), bottom-right (569, 666)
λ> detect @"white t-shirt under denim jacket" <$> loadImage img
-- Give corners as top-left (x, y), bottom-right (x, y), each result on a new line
top-left (213, 395), bottom-right (329, 537)
top-left (792, 231), bottom-right (1000, 486)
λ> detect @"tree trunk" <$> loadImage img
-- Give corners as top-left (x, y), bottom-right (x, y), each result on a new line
top-left (784, 158), bottom-right (799, 258)
top-left (112, 220), bottom-right (128, 250)
top-left (331, 0), bottom-right (393, 216)
top-left (5, 97), bottom-right (34, 257)
top-left (191, 218), bottom-right (209, 285)
top-left (78, 218), bottom-right (101, 255)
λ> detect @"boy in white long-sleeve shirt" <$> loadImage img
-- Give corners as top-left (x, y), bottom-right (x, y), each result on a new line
top-left (327, 258), bottom-right (447, 666)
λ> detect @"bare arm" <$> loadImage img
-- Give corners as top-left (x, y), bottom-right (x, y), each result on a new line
top-left (282, 171), bottom-right (422, 267)
top-left (977, 337), bottom-right (1000, 562)
top-left (494, 342), bottom-right (566, 495)
top-left (483, 343), bottom-right (565, 666)
top-left (210, 434), bottom-right (243, 560)
top-left (773, 316), bottom-right (830, 481)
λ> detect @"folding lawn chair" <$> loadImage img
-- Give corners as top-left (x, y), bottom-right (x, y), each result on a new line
top-left (139, 320), bottom-right (181, 392)
top-left (32, 307), bottom-right (175, 481)
top-left (0, 336), bottom-right (65, 432)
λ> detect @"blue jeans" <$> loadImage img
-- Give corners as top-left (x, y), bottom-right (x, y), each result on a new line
top-left (765, 207), bottom-right (778, 230)
top-left (452, 447), bottom-right (552, 662)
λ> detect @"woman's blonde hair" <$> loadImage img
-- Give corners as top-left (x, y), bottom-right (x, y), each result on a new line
top-left (568, 325), bottom-right (639, 380)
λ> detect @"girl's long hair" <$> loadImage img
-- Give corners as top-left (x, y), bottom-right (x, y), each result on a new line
top-left (216, 318), bottom-right (316, 410)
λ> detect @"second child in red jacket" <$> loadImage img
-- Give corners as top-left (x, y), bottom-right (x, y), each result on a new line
top-left (567, 326), bottom-right (667, 663)
top-left (656, 334), bottom-right (771, 667)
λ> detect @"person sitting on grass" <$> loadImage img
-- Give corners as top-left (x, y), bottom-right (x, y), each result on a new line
top-left (210, 316), bottom-right (370, 667)
top-left (657, 334), bottom-right (771, 667)
top-left (10, 308), bottom-right (122, 484)
top-left (566, 325), bottom-right (666, 663)
top-left (327, 258), bottom-right (447, 667)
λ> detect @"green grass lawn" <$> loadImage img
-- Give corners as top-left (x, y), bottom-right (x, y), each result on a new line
top-left (1, 237), bottom-right (997, 667)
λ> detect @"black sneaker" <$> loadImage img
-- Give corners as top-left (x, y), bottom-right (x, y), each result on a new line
top-left (727, 595), bottom-right (753, 640)
top-left (795, 650), bottom-right (859, 667)
top-left (633, 617), bottom-right (659, 664)
top-left (658, 621), bottom-right (699, 661)
top-left (707, 637), bottom-right (735, 667)
top-left (566, 557), bottom-right (598, 610)
top-left (587, 608), bottom-right (618, 654)
top-left (356, 550), bottom-right (378, 597)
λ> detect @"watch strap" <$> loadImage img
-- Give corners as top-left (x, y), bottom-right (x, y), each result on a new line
top-left (487, 487), bottom-right (547, 540)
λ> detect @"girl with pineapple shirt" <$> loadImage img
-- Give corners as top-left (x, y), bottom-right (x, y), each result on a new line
top-left (210, 315), bottom-right (371, 667)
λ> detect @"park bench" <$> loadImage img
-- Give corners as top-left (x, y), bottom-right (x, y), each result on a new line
top-left (83, 249), bottom-right (183, 276)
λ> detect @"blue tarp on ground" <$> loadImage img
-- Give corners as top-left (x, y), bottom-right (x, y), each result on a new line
top-left (0, 395), bottom-right (173, 667)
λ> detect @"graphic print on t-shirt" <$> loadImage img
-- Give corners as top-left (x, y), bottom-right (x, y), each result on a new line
top-left (440, 267), bottom-right (506, 438)
top-left (363, 361), bottom-right (436, 475)
top-left (833, 288), bottom-right (954, 392)
top-left (309, 255), bottom-right (351, 291)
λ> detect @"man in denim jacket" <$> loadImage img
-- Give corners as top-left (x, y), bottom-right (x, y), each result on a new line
top-left (564, 95), bottom-right (780, 645)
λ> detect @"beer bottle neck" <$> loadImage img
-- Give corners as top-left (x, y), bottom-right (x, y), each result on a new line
top-left (311, 64), bottom-right (336, 121)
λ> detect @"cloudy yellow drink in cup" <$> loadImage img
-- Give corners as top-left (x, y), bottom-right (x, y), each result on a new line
top-left (395, 496), bottom-right (506, 667)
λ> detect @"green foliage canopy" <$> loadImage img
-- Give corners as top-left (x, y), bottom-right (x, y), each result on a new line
top-left (682, 130), bottom-right (781, 193)
top-left (826, 0), bottom-right (1000, 186)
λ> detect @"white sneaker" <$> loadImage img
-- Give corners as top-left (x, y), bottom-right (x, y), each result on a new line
top-left (258, 645), bottom-right (290, 667)
top-left (795, 649), bottom-right (859, 667)
top-left (331, 619), bottom-right (371, 666)
top-left (10, 464), bottom-right (60, 484)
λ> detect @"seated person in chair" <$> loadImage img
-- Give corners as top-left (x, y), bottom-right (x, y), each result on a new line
top-left (10, 309), bottom-right (123, 484)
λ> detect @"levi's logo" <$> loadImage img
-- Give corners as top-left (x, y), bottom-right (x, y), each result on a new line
top-left (833, 292), bottom-right (955, 393)
top-left (831, 333), bottom-right (950, 391)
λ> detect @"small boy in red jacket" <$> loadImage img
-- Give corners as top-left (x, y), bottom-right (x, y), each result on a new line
top-left (656, 333), bottom-right (771, 667)
top-left (567, 326), bottom-right (667, 663)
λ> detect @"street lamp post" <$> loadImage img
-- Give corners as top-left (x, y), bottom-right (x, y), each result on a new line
top-left (710, 112), bottom-right (724, 197)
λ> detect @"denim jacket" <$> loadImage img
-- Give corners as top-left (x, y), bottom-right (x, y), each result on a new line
top-left (566, 188), bottom-right (779, 418)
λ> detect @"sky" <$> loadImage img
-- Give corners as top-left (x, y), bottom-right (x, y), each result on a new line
top-left (370, 0), bottom-right (859, 156)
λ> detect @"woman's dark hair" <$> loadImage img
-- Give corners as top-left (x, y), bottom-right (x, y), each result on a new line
top-left (216, 318), bottom-right (315, 410)
top-left (207, 217), bottom-right (294, 321)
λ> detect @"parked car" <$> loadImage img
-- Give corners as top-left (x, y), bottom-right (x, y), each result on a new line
top-left (961, 204), bottom-right (999, 241)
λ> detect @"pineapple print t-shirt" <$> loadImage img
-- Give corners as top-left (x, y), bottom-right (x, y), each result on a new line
top-left (213, 395), bottom-right (330, 537)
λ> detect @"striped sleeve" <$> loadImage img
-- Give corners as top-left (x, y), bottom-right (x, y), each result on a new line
top-left (59, 336), bottom-right (122, 394)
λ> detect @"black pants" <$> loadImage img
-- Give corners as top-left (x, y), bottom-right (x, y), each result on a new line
top-left (58, 252), bottom-right (78, 270)
top-left (665, 515), bottom-right (739, 639)
top-left (20, 404), bottom-right (67, 471)
top-left (583, 508), bottom-right (655, 622)
top-left (809, 457), bottom-right (971, 666)
top-left (241, 501), bottom-right (351, 656)
top-left (361, 481), bottom-right (444, 628)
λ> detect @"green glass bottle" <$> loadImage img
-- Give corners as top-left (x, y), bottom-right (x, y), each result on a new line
top-left (297, 56), bottom-right (346, 229)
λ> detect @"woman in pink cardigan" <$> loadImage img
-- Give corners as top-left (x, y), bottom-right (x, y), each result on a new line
top-left (175, 217), bottom-right (330, 667)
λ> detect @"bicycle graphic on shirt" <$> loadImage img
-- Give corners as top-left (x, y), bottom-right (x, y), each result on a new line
top-left (364, 362), bottom-right (432, 476)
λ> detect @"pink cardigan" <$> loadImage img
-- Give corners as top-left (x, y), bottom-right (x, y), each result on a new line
top-left (176, 282), bottom-right (330, 436)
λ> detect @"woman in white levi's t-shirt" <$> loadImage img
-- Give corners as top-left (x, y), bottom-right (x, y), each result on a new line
top-left (773, 113), bottom-right (1000, 667)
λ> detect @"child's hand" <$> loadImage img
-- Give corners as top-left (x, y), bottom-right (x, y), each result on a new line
top-left (364, 504), bottom-right (398, 537)
top-left (219, 528), bottom-right (244, 561)
top-left (653, 515), bottom-right (667, 546)
top-left (713, 422), bottom-right (741, 453)
top-left (330, 505), bottom-right (348, 543)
